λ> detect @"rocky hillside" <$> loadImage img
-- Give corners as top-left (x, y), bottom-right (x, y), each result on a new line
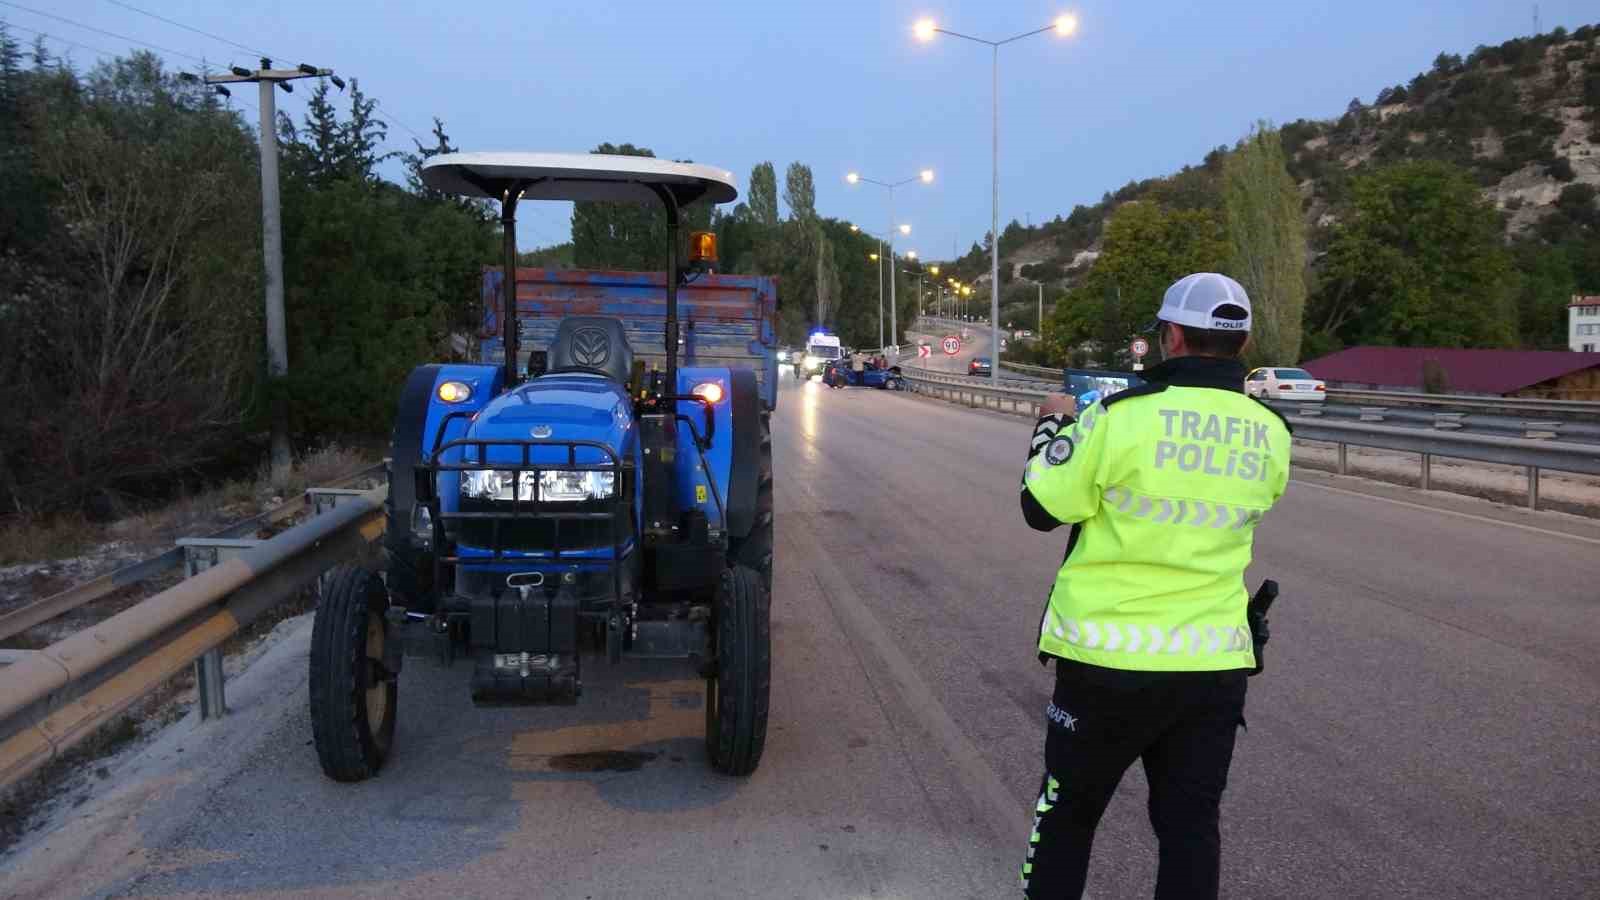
top-left (950, 24), bottom-right (1600, 293)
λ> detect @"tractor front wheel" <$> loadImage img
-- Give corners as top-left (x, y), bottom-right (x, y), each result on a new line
top-left (705, 564), bottom-right (771, 776)
top-left (310, 565), bottom-right (397, 782)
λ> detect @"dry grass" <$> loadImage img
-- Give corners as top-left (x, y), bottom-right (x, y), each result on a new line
top-left (0, 443), bottom-right (382, 854)
top-left (0, 516), bottom-right (102, 568)
top-left (0, 443), bottom-right (382, 569)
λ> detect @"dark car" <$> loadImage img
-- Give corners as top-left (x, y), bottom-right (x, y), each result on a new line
top-left (968, 356), bottom-right (992, 376)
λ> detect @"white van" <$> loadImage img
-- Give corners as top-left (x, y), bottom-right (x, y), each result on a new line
top-left (800, 333), bottom-right (843, 379)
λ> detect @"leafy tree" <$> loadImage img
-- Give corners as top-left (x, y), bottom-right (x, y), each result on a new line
top-left (1309, 160), bottom-right (1516, 347)
top-left (570, 142), bottom-right (711, 270)
top-left (1224, 123), bottom-right (1308, 364)
top-left (747, 161), bottom-right (779, 226)
top-left (278, 79), bottom-right (391, 187)
top-left (1043, 201), bottom-right (1227, 361)
top-left (273, 88), bottom-right (497, 437)
top-left (783, 161), bottom-right (815, 220)
top-left (3, 51), bottom-right (263, 512)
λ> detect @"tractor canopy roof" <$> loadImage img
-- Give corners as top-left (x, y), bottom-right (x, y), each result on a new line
top-left (420, 152), bottom-right (738, 207)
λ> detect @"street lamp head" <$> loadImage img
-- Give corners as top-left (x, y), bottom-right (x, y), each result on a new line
top-left (1054, 13), bottom-right (1078, 37)
top-left (846, 172), bottom-right (860, 184)
top-left (849, 224), bottom-right (859, 232)
top-left (930, 265), bottom-right (940, 275)
top-left (869, 253), bottom-right (879, 261)
top-left (898, 223), bottom-right (911, 235)
top-left (913, 18), bottom-right (937, 42)
top-left (919, 169), bottom-right (935, 184)
top-left (906, 251), bottom-right (918, 260)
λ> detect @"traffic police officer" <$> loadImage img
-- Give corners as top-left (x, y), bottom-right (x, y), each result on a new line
top-left (1018, 273), bottom-right (1291, 899)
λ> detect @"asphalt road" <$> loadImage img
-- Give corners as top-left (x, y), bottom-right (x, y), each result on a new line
top-left (5, 365), bottom-right (1598, 899)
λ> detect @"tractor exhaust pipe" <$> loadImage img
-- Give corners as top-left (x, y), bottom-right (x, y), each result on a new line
top-left (500, 190), bottom-right (521, 388)
top-left (650, 185), bottom-right (681, 394)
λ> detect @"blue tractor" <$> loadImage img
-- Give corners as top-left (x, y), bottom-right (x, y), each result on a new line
top-left (309, 153), bottom-right (773, 781)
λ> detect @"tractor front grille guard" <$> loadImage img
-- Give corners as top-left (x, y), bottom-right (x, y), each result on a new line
top-left (420, 419), bottom-right (628, 613)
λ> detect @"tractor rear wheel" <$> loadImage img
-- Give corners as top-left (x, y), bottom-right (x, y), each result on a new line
top-left (310, 565), bottom-right (397, 782)
top-left (705, 563), bottom-right (771, 776)
top-left (729, 412), bottom-right (773, 594)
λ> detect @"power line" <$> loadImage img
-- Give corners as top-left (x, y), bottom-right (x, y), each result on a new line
top-left (99, 0), bottom-right (434, 149)
top-left (371, 98), bottom-right (425, 142)
top-left (2, 20), bottom-right (119, 59)
top-left (0, 1), bottom-right (210, 64)
top-left (103, 0), bottom-right (276, 59)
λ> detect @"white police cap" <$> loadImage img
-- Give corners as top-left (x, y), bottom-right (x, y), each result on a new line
top-left (1155, 272), bottom-right (1252, 332)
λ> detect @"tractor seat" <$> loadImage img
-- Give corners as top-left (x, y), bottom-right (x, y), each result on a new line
top-left (546, 316), bottom-right (634, 383)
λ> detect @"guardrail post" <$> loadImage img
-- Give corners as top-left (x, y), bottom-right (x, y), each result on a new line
top-left (1524, 422), bottom-right (1560, 440)
top-left (1420, 452), bottom-right (1431, 491)
top-left (1337, 443), bottom-right (1348, 475)
top-left (177, 537), bottom-right (264, 721)
top-left (195, 648), bottom-right (226, 720)
top-left (1528, 467), bottom-right (1540, 511)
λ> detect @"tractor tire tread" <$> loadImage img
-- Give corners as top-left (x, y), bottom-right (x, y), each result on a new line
top-left (730, 413), bottom-right (773, 591)
top-left (707, 563), bottom-right (771, 775)
top-left (309, 565), bottom-right (395, 782)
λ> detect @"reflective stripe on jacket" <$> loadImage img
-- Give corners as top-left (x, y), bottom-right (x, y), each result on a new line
top-left (1021, 356), bottom-right (1291, 672)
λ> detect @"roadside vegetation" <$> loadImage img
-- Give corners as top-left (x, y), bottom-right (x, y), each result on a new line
top-left (937, 25), bottom-right (1600, 368)
top-left (0, 30), bottom-right (492, 524)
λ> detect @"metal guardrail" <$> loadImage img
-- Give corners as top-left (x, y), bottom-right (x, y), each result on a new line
top-left (998, 360), bottom-right (1059, 379)
top-left (0, 486), bottom-right (387, 789)
top-left (990, 358), bottom-right (1600, 417)
top-left (898, 366), bottom-right (1600, 510)
top-left (0, 463), bottom-right (387, 644)
top-left (1321, 388), bottom-right (1600, 418)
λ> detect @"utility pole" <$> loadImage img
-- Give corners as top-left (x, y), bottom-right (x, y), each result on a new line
top-left (205, 59), bottom-right (342, 483)
top-left (1038, 282), bottom-right (1043, 334)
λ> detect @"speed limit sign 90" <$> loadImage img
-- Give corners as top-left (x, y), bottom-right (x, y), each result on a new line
top-left (942, 335), bottom-right (961, 355)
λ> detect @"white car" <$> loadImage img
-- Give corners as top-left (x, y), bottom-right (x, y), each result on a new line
top-left (1245, 367), bottom-right (1326, 401)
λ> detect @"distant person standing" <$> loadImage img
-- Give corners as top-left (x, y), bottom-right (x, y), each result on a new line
top-left (1017, 273), bottom-right (1292, 899)
top-left (851, 350), bottom-right (866, 385)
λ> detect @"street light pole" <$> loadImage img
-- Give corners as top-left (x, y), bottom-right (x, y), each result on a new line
top-left (914, 15), bottom-right (1076, 384)
top-left (847, 169), bottom-right (933, 350)
top-left (875, 242), bottom-right (884, 348)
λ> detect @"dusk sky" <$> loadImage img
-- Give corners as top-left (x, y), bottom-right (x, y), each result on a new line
top-left (16, 1), bottom-right (1600, 255)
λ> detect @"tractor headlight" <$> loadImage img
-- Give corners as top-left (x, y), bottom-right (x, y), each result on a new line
top-left (538, 470), bottom-right (616, 502)
top-left (461, 469), bottom-right (524, 501)
top-left (804, 355), bottom-right (820, 370)
top-left (776, 350), bottom-right (788, 362)
top-left (459, 469), bottom-right (615, 502)
top-left (692, 381), bottom-right (724, 404)
top-left (436, 380), bottom-right (472, 403)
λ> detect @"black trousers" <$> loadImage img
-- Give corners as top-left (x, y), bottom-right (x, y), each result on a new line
top-left (1022, 658), bottom-right (1248, 900)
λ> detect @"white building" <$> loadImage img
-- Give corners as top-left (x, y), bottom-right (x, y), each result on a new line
top-left (1571, 295), bottom-right (1600, 352)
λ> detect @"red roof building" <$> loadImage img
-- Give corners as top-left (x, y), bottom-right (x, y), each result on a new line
top-left (1301, 346), bottom-right (1600, 400)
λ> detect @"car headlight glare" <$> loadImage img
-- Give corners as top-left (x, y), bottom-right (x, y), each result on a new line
top-left (460, 469), bottom-right (615, 502)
